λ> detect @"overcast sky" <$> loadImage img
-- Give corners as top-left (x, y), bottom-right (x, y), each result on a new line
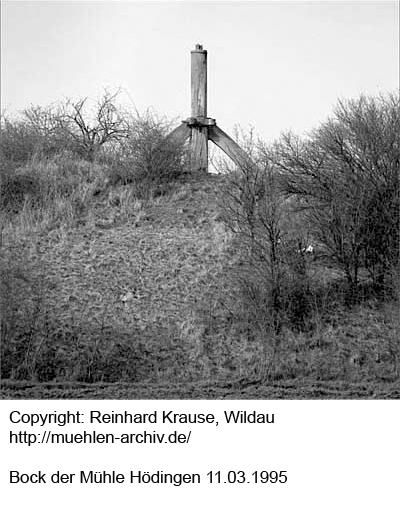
top-left (1, 1), bottom-right (399, 143)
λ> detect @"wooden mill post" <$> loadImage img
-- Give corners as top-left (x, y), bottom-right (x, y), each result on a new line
top-left (190, 44), bottom-right (208, 172)
top-left (169, 44), bottom-right (251, 173)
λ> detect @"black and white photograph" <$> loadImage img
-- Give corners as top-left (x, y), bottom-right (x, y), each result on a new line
top-left (1, 3), bottom-right (400, 529)
top-left (1, 1), bottom-right (399, 400)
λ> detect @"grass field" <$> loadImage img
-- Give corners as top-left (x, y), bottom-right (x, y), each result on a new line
top-left (1, 171), bottom-right (399, 399)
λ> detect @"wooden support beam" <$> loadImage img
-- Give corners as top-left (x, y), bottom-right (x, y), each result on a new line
top-left (167, 122), bottom-right (191, 144)
top-left (209, 125), bottom-right (252, 171)
top-left (190, 44), bottom-right (208, 172)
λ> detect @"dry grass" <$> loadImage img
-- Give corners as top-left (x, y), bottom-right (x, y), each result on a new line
top-left (1, 170), bottom-right (399, 398)
top-left (1, 153), bottom-right (109, 236)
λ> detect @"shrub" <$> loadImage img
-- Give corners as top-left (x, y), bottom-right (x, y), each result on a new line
top-left (220, 137), bottom-right (315, 341)
top-left (275, 93), bottom-right (400, 298)
top-left (0, 115), bottom-right (40, 164)
top-left (0, 160), bottom-right (41, 213)
top-left (109, 111), bottom-right (187, 198)
top-left (0, 152), bottom-right (108, 230)
top-left (0, 242), bottom-right (48, 380)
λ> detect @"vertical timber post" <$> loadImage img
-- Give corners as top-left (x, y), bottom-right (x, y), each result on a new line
top-left (191, 44), bottom-right (208, 172)
top-left (168, 44), bottom-right (250, 173)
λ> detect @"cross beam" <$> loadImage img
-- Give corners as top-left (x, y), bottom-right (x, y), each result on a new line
top-left (169, 44), bottom-right (250, 172)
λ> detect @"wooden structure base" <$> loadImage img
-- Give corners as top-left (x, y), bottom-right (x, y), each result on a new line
top-left (169, 119), bottom-right (250, 172)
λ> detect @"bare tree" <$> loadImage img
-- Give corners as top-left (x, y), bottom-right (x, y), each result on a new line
top-left (59, 89), bottom-right (127, 161)
top-left (220, 134), bottom-right (313, 345)
top-left (275, 93), bottom-right (400, 297)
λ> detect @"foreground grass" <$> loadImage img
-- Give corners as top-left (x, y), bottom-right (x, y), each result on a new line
top-left (1, 172), bottom-right (399, 399)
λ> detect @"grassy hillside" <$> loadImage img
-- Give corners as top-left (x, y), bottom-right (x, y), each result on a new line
top-left (1, 169), bottom-right (399, 399)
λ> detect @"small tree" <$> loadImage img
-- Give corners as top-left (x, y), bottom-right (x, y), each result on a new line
top-left (275, 93), bottom-right (400, 297)
top-left (221, 135), bottom-right (312, 343)
top-left (58, 89), bottom-right (126, 161)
